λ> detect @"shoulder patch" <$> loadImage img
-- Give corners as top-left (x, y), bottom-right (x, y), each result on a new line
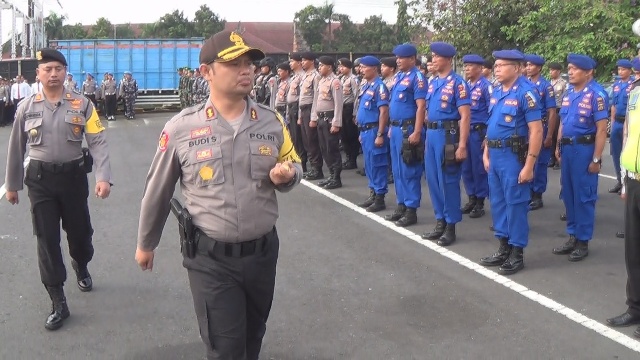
top-left (525, 91), bottom-right (537, 109)
top-left (158, 131), bottom-right (169, 152)
top-left (596, 95), bottom-right (605, 111)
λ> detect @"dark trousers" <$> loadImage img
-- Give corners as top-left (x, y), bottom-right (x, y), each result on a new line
top-left (24, 162), bottom-right (94, 286)
top-left (124, 95), bottom-right (135, 117)
top-left (625, 177), bottom-right (640, 316)
top-left (85, 94), bottom-right (97, 108)
top-left (184, 228), bottom-right (280, 360)
top-left (340, 103), bottom-right (359, 158)
top-left (0, 101), bottom-right (5, 125)
top-left (287, 103), bottom-right (307, 168)
top-left (550, 108), bottom-right (560, 163)
top-left (317, 116), bottom-right (342, 170)
top-left (300, 104), bottom-right (323, 170)
top-left (105, 95), bottom-right (117, 117)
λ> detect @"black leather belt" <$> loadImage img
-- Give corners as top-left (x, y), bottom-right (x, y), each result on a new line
top-left (318, 111), bottom-right (334, 119)
top-left (300, 104), bottom-right (312, 110)
top-left (615, 116), bottom-right (626, 124)
top-left (31, 158), bottom-right (84, 173)
top-left (560, 134), bottom-right (596, 145)
top-left (390, 118), bottom-right (415, 127)
top-left (196, 228), bottom-right (273, 258)
top-left (471, 123), bottom-right (487, 132)
top-left (487, 138), bottom-right (525, 148)
top-left (84, 93), bottom-right (95, 95)
top-left (287, 102), bottom-right (298, 109)
top-left (358, 122), bottom-right (379, 131)
top-left (105, 93), bottom-right (116, 96)
top-left (426, 120), bottom-right (459, 130)
top-left (276, 106), bottom-right (286, 113)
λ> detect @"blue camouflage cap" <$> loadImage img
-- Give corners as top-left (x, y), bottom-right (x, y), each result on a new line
top-left (492, 49), bottom-right (525, 61)
top-left (359, 55), bottom-right (380, 67)
top-left (632, 57), bottom-right (640, 71)
top-left (462, 54), bottom-right (484, 65)
top-left (616, 59), bottom-right (633, 69)
top-left (393, 44), bottom-right (417, 57)
top-left (567, 53), bottom-right (596, 70)
top-left (524, 54), bottom-right (545, 66)
top-left (124, 71), bottom-right (132, 75)
top-left (429, 42), bottom-right (456, 58)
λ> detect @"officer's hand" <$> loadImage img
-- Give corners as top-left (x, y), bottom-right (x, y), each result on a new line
top-left (6, 191), bottom-right (18, 205)
top-left (95, 181), bottom-right (111, 199)
top-left (588, 162), bottom-right (601, 174)
top-left (374, 136), bottom-right (384, 147)
top-left (330, 125), bottom-right (340, 134)
top-left (352, 116), bottom-right (357, 125)
top-left (309, 121), bottom-right (317, 128)
top-left (297, 118), bottom-right (302, 125)
top-left (518, 166), bottom-right (534, 184)
top-left (270, 161), bottom-right (295, 185)
top-left (408, 131), bottom-right (420, 145)
top-left (483, 154), bottom-right (490, 172)
top-left (555, 148), bottom-right (561, 166)
top-left (621, 191), bottom-right (627, 200)
top-left (135, 247), bottom-right (154, 271)
top-left (359, 135), bottom-right (362, 143)
top-left (543, 136), bottom-right (553, 148)
top-left (455, 146), bottom-right (467, 162)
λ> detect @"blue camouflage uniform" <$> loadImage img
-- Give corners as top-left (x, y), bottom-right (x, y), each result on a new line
top-left (422, 42), bottom-right (471, 246)
top-left (461, 54), bottom-right (491, 217)
top-left (610, 59), bottom-right (635, 188)
top-left (553, 54), bottom-right (608, 261)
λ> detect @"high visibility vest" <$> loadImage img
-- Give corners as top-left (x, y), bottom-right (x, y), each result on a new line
top-left (621, 81), bottom-right (640, 172)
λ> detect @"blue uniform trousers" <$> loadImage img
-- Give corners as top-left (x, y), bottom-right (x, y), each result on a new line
top-left (560, 142), bottom-right (598, 241)
top-left (488, 148), bottom-right (531, 248)
top-left (389, 125), bottom-right (423, 208)
top-left (611, 120), bottom-right (624, 183)
top-left (532, 125), bottom-right (551, 194)
top-left (425, 129), bottom-right (462, 224)
top-left (361, 129), bottom-right (388, 195)
top-left (462, 128), bottom-right (489, 198)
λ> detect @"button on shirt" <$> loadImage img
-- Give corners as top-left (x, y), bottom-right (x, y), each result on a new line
top-left (487, 76), bottom-right (542, 140)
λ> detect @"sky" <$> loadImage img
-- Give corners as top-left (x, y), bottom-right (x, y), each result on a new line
top-left (0, 0), bottom-right (400, 47)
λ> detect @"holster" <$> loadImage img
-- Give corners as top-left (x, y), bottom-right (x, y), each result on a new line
top-left (509, 135), bottom-right (528, 165)
top-left (170, 198), bottom-right (198, 259)
top-left (444, 143), bottom-right (458, 166)
top-left (401, 139), bottom-right (424, 165)
top-left (81, 147), bottom-right (93, 173)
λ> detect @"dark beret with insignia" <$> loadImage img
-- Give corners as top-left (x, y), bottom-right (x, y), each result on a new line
top-left (299, 52), bottom-right (317, 61)
top-left (200, 30), bottom-right (265, 65)
top-left (277, 62), bottom-right (291, 71)
top-left (318, 56), bottom-right (335, 67)
top-left (289, 52), bottom-right (302, 61)
top-left (338, 58), bottom-right (352, 68)
top-left (548, 62), bottom-right (562, 71)
top-left (36, 48), bottom-right (67, 66)
top-left (380, 57), bottom-right (397, 69)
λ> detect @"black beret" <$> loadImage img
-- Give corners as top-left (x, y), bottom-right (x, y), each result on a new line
top-left (299, 52), bottom-right (317, 61)
top-left (277, 62), bottom-right (291, 71)
top-left (482, 58), bottom-right (494, 69)
top-left (36, 48), bottom-right (67, 66)
top-left (548, 62), bottom-right (563, 70)
top-left (318, 56), bottom-right (335, 67)
top-left (200, 30), bottom-right (264, 64)
top-left (338, 58), bottom-right (352, 68)
top-left (289, 52), bottom-right (302, 61)
top-left (380, 57), bottom-right (397, 68)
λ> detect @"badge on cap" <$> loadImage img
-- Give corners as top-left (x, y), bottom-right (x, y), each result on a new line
top-left (199, 166), bottom-right (214, 181)
top-left (36, 51), bottom-right (42, 60)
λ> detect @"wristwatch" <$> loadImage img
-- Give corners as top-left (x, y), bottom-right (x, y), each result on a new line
top-left (376, 132), bottom-right (383, 137)
top-left (592, 157), bottom-right (602, 164)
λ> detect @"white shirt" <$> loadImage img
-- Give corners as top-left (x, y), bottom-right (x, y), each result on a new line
top-left (11, 82), bottom-right (31, 100)
top-left (31, 81), bottom-right (43, 93)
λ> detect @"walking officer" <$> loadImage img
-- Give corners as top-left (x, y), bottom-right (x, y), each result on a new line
top-left (609, 59), bottom-right (635, 194)
top-left (460, 54), bottom-right (491, 219)
top-left (298, 52), bottom-right (323, 180)
top-left (135, 30), bottom-right (302, 360)
top-left (552, 54), bottom-right (608, 261)
top-left (384, 43), bottom-right (427, 227)
top-left (287, 53), bottom-right (308, 173)
top-left (312, 56), bottom-right (343, 189)
top-left (356, 56), bottom-right (390, 212)
top-left (525, 54), bottom-right (557, 210)
top-left (5, 48), bottom-right (112, 330)
top-left (421, 42), bottom-right (471, 246)
top-left (337, 58), bottom-right (360, 170)
top-left (478, 50), bottom-right (542, 275)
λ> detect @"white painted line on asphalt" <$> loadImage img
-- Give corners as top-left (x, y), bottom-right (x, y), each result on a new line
top-left (300, 179), bottom-right (640, 353)
top-left (0, 156), bottom-right (31, 199)
top-left (599, 173), bottom-right (618, 181)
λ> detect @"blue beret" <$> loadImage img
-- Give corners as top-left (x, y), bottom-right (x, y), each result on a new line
top-left (632, 57), bottom-right (640, 71)
top-left (492, 50), bottom-right (524, 61)
top-left (462, 54), bottom-right (484, 65)
top-left (86, 72), bottom-right (93, 78)
top-left (393, 44), bottom-right (417, 57)
top-left (67, 73), bottom-right (73, 77)
top-left (616, 59), bottom-right (633, 69)
top-left (124, 71), bottom-right (132, 75)
top-left (567, 53), bottom-right (596, 70)
top-left (360, 55), bottom-right (380, 67)
top-left (524, 54), bottom-right (545, 66)
top-left (430, 42), bottom-right (456, 58)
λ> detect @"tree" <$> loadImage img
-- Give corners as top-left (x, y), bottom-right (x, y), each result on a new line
top-left (60, 23), bottom-right (87, 39)
top-left (294, 4), bottom-right (332, 52)
top-left (92, 17), bottom-right (114, 38)
top-left (394, 0), bottom-right (412, 44)
top-left (44, 12), bottom-right (66, 40)
top-left (115, 24), bottom-right (136, 39)
top-left (193, 5), bottom-right (225, 38)
top-left (358, 15), bottom-right (397, 52)
top-left (332, 14), bottom-right (360, 52)
top-left (142, 10), bottom-right (194, 38)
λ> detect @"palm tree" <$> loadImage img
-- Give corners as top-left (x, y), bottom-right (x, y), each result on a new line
top-left (44, 13), bottom-right (66, 40)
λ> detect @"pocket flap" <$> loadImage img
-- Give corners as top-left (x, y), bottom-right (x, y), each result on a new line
top-left (24, 118), bottom-right (42, 131)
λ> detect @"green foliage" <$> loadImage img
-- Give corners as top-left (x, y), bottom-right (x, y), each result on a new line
top-left (91, 17), bottom-right (113, 38)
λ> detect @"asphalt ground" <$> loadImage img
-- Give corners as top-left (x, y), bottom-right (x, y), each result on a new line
top-left (0, 111), bottom-right (638, 360)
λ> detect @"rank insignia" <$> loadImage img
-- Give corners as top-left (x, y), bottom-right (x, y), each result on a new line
top-left (259, 144), bottom-right (272, 156)
top-left (65, 93), bottom-right (71, 98)
top-left (158, 131), bottom-right (169, 151)
top-left (35, 94), bottom-right (42, 101)
top-left (70, 99), bottom-right (82, 109)
top-left (251, 108), bottom-right (257, 120)
top-left (206, 107), bottom-right (215, 119)
top-left (72, 116), bottom-right (82, 124)
top-left (597, 97), bottom-right (605, 111)
top-left (199, 166), bottom-right (214, 181)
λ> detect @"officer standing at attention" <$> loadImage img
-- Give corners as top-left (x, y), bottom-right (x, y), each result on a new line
top-left (337, 58), bottom-right (360, 170)
top-left (381, 56), bottom-right (398, 184)
top-left (548, 62), bottom-right (567, 169)
top-left (135, 30), bottom-right (302, 360)
top-left (525, 54), bottom-right (557, 210)
top-left (298, 52), bottom-right (323, 180)
top-left (272, 62), bottom-right (291, 117)
top-left (82, 73), bottom-right (98, 107)
top-left (552, 54), bottom-right (608, 261)
top-left (5, 48), bottom-right (112, 330)
top-left (356, 56), bottom-right (390, 212)
top-left (607, 56), bottom-right (640, 334)
top-left (478, 50), bottom-right (542, 275)
top-left (287, 53), bottom-right (308, 173)
top-left (64, 73), bottom-right (77, 92)
top-left (384, 43), bottom-right (427, 227)
top-left (609, 59), bottom-right (635, 194)
top-left (312, 56), bottom-right (343, 189)
top-left (460, 54), bottom-right (491, 219)
top-left (422, 42), bottom-right (471, 246)
top-left (118, 71), bottom-right (138, 119)
top-left (101, 72), bottom-right (118, 121)
top-left (255, 57), bottom-right (276, 106)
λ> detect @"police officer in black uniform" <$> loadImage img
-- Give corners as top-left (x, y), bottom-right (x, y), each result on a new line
top-left (255, 57), bottom-right (276, 105)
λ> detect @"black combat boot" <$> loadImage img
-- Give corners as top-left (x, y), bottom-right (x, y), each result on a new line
top-left (461, 195), bottom-right (477, 214)
top-left (358, 189), bottom-right (376, 208)
top-left (305, 167), bottom-right (324, 181)
top-left (568, 240), bottom-right (589, 261)
top-left (366, 194), bottom-right (386, 213)
top-left (44, 285), bottom-right (70, 331)
top-left (71, 260), bottom-right (93, 292)
top-left (385, 204), bottom-right (406, 221)
top-left (552, 235), bottom-right (576, 255)
top-left (422, 219), bottom-right (446, 240)
top-left (343, 154), bottom-right (357, 170)
top-left (342, 154), bottom-right (352, 169)
top-left (323, 168), bottom-right (342, 189)
top-left (437, 223), bottom-right (456, 246)
top-left (302, 162), bottom-right (308, 173)
top-left (498, 246), bottom-right (524, 275)
top-left (395, 207), bottom-right (417, 227)
top-left (469, 197), bottom-right (485, 218)
top-left (479, 237), bottom-right (511, 266)
top-left (560, 213), bottom-right (567, 221)
top-left (318, 169), bottom-right (334, 187)
top-left (609, 182), bottom-right (623, 194)
top-left (529, 192), bottom-right (543, 210)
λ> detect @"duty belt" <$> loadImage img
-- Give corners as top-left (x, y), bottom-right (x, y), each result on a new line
top-left (31, 158), bottom-right (84, 173)
top-left (358, 122), bottom-right (379, 131)
top-left (390, 118), bottom-right (415, 127)
top-left (560, 134), bottom-right (596, 145)
top-left (471, 123), bottom-right (487, 132)
top-left (318, 111), bottom-right (334, 119)
top-left (487, 138), bottom-right (525, 148)
top-left (426, 120), bottom-right (459, 130)
top-left (105, 93), bottom-right (116, 96)
top-left (615, 116), bottom-right (626, 124)
top-left (84, 92), bottom-right (95, 95)
top-left (196, 227), bottom-right (273, 258)
top-left (276, 105), bottom-right (286, 113)
top-left (300, 104), bottom-right (312, 110)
